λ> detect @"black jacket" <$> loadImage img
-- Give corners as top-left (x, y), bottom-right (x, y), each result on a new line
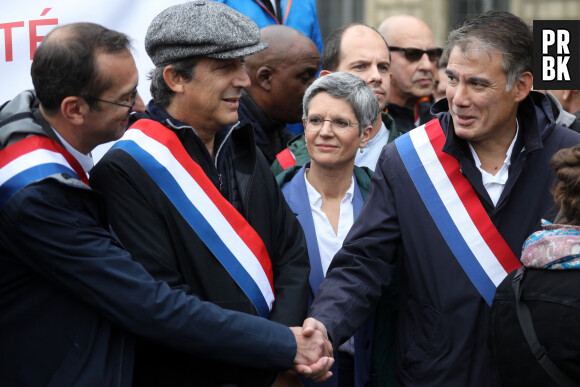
top-left (386, 96), bottom-right (435, 133)
top-left (238, 90), bottom-right (295, 164)
top-left (90, 102), bottom-right (310, 386)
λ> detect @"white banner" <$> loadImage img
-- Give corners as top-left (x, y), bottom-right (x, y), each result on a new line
top-left (0, 0), bottom-right (189, 104)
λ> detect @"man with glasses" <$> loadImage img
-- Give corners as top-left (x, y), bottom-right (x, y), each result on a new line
top-left (0, 21), bottom-right (332, 386)
top-left (90, 2), bottom-right (325, 386)
top-left (378, 15), bottom-right (441, 132)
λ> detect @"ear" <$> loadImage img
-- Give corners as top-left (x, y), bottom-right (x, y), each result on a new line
top-left (513, 71), bottom-right (533, 103)
top-left (359, 125), bottom-right (372, 148)
top-left (256, 66), bottom-right (273, 91)
top-left (319, 70), bottom-right (332, 77)
top-left (163, 65), bottom-right (186, 93)
top-left (562, 90), bottom-right (572, 101)
top-left (60, 96), bottom-right (87, 125)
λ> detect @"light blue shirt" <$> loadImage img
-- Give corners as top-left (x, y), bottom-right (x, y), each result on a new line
top-left (354, 121), bottom-right (389, 171)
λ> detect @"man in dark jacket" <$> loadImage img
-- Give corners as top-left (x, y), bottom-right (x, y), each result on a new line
top-left (238, 24), bottom-right (319, 164)
top-left (90, 2), bottom-right (317, 386)
top-left (304, 10), bottom-right (580, 386)
top-left (0, 21), bottom-right (332, 387)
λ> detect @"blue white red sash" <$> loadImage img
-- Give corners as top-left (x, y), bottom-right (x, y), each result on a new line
top-left (112, 119), bottom-right (275, 317)
top-left (0, 136), bottom-right (88, 210)
top-left (395, 119), bottom-right (521, 305)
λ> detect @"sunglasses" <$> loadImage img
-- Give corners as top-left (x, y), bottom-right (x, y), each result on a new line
top-left (389, 46), bottom-right (443, 62)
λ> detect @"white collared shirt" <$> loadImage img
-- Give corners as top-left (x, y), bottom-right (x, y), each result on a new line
top-left (468, 121), bottom-right (519, 206)
top-left (51, 128), bottom-right (94, 175)
top-left (305, 171), bottom-right (356, 355)
top-left (304, 172), bottom-right (355, 275)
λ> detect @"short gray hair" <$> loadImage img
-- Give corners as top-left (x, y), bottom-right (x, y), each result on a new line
top-left (446, 10), bottom-right (532, 91)
top-left (303, 72), bottom-right (379, 134)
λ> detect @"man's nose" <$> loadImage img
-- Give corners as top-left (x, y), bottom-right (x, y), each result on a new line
top-left (132, 93), bottom-right (146, 113)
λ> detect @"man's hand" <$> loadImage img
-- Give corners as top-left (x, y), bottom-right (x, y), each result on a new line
top-left (290, 318), bottom-right (334, 382)
top-left (302, 317), bottom-right (330, 342)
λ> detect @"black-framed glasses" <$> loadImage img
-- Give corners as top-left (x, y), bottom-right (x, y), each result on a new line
top-left (304, 115), bottom-right (359, 134)
top-left (90, 90), bottom-right (138, 110)
top-left (389, 46), bottom-right (443, 62)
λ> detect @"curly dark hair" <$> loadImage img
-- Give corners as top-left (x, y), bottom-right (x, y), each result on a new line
top-left (551, 145), bottom-right (580, 225)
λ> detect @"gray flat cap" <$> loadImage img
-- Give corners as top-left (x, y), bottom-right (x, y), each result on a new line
top-left (145, 1), bottom-right (268, 66)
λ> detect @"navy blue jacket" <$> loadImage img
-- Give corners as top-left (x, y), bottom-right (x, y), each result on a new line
top-left (0, 91), bottom-right (297, 386)
top-left (309, 93), bottom-right (580, 386)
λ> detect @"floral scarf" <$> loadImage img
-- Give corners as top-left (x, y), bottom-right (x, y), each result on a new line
top-left (521, 219), bottom-right (580, 269)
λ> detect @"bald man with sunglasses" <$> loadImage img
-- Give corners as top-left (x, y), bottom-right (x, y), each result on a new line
top-left (378, 15), bottom-right (441, 132)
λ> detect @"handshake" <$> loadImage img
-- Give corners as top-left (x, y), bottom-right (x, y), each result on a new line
top-left (290, 318), bottom-right (334, 382)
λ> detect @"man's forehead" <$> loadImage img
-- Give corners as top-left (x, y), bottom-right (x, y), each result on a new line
top-left (339, 26), bottom-right (390, 60)
top-left (447, 46), bottom-right (505, 79)
top-left (448, 46), bottom-right (500, 66)
top-left (341, 25), bottom-right (385, 47)
top-left (390, 33), bottom-right (435, 48)
top-left (384, 17), bottom-right (435, 47)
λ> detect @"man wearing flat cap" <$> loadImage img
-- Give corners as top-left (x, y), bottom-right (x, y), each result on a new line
top-left (90, 1), bottom-right (323, 386)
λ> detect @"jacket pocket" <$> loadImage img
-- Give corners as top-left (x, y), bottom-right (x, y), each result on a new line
top-left (399, 300), bottom-right (443, 380)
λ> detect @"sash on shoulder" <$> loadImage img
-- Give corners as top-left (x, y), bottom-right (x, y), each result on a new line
top-left (0, 136), bottom-right (88, 210)
top-left (395, 119), bottom-right (521, 305)
top-left (112, 119), bottom-right (275, 318)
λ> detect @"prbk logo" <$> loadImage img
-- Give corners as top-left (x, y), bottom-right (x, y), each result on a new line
top-left (533, 20), bottom-right (579, 90)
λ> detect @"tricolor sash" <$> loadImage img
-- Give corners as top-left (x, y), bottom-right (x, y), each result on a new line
top-left (395, 119), bottom-right (521, 305)
top-left (111, 119), bottom-right (275, 317)
top-left (0, 136), bottom-right (88, 210)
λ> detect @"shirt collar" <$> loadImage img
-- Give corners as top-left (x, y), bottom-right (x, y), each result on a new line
top-left (468, 119), bottom-right (519, 171)
top-left (51, 127), bottom-right (94, 173)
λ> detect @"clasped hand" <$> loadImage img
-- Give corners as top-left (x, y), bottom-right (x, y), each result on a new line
top-left (290, 318), bottom-right (333, 382)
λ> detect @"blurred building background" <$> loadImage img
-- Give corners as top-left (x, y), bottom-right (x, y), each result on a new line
top-left (316, 0), bottom-right (580, 47)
